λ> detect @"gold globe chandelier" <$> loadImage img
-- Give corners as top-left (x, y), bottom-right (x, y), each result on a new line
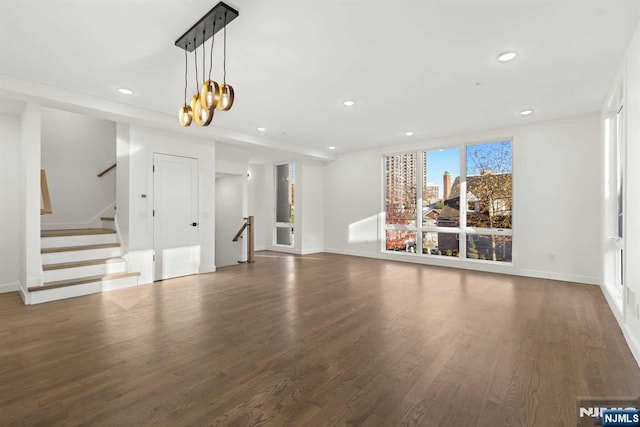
top-left (175, 2), bottom-right (238, 128)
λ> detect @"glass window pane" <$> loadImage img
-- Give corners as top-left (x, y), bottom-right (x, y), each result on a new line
top-left (276, 164), bottom-right (292, 223)
top-left (423, 148), bottom-right (460, 228)
top-left (466, 235), bottom-right (512, 262)
top-left (385, 154), bottom-right (417, 226)
top-left (276, 227), bottom-right (293, 246)
top-left (290, 163), bottom-right (295, 224)
top-left (422, 232), bottom-right (459, 257)
top-left (385, 230), bottom-right (417, 253)
top-left (465, 140), bottom-right (512, 229)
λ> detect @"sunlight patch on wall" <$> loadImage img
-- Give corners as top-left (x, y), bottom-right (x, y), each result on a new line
top-left (348, 214), bottom-right (379, 243)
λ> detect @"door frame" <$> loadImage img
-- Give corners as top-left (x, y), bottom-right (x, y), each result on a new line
top-left (153, 152), bottom-right (200, 281)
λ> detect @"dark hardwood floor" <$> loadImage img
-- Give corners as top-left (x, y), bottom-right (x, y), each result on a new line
top-left (1, 252), bottom-right (639, 426)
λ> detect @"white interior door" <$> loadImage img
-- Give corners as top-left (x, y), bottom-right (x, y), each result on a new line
top-left (153, 153), bottom-right (199, 281)
top-left (215, 174), bottom-right (244, 268)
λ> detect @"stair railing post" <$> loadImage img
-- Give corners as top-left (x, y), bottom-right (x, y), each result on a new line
top-left (247, 216), bottom-right (255, 263)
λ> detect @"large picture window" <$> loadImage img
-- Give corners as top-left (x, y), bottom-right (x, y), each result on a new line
top-left (383, 140), bottom-right (513, 262)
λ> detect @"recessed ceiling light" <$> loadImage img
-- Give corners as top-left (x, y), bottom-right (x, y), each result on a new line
top-left (343, 100), bottom-right (355, 107)
top-left (328, 146), bottom-right (336, 150)
top-left (405, 132), bottom-right (414, 137)
top-left (497, 52), bottom-right (517, 62)
top-left (256, 126), bottom-right (266, 132)
top-left (520, 109), bottom-right (534, 116)
top-left (117, 88), bottom-right (134, 95)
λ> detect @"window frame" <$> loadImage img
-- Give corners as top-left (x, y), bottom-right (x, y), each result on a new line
top-left (382, 138), bottom-right (514, 264)
top-left (273, 162), bottom-right (295, 248)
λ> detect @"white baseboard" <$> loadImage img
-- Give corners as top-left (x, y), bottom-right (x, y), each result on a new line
top-left (266, 245), bottom-right (302, 255)
top-left (18, 282), bottom-right (29, 304)
top-left (0, 282), bottom-right (19, 294)
top-left (516, 269), bottom-right (599, 286)
top-left (324, 247), bottom-right (599, 285)
top-left (29, 281), bottom-right (102, 304)
top-left (601, 282), bottom-right (640, 369)
top-left (301, 248), bottom-right (325, 255)
top-left (622, 325), bottom-right (640, 369)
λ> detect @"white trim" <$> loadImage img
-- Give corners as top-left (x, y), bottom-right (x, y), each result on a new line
top-left (18, 282), bottom-right (30, 304)
top-left (622, 325), bottom-right (640, 369)
top-left (601, 281), bottom-right (640, 368)
top-left (516, 269), bottom-right (598, 285)
top-left (601, 281), bottom-right (625, 329)
top-left (324, 248), bottom-right (599, 285)
top-left (0, 282), bottom-right (19, 294)
top-left (267, 245), bottom-right (302, 255)
top-left (301, 248), bottom-right (324, 255)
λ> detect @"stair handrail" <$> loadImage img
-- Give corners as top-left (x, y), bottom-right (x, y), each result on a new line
top-left (231, 216), bottom-right (255, 263)
top-left (97, 163), bottom-right (116, 178)
top-left (40, 169), bottom-right (52, 215)
top-left (232, 222), bottom-right (248, 242)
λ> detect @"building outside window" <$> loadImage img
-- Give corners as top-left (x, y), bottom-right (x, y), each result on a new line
top-left (384, 140), bottom-right (513, 262)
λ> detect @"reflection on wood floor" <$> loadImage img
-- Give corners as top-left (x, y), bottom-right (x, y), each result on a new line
top-left (1, 251), bottom-right (639, 426)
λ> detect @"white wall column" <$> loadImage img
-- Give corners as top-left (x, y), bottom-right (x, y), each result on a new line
top-left (20, 103), bottom-right (42, 297)
top-left (116, 122), bottom-right (131, 253)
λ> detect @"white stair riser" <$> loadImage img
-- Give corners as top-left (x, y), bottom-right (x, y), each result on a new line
top-left (29, 276), bottom-right (139, 304)
top-left (41, 234), bottom-right (117, 249)
top-left (102, 275), bottom-right (139, 292)
top-left (29, 282), bottom-right (102, 304)
top-left (41, 247), bottom-right (122, 264)
top-left (43, 261), bottom-right (126, 283)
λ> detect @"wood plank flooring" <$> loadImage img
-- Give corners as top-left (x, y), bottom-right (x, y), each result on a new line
top-left (1, 252), bottom-right (639, 426)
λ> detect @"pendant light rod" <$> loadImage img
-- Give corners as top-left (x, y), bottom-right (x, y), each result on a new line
top-left (175, 2), bottom-right (239, 52)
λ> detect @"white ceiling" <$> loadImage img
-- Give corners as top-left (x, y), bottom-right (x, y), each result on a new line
top-left (0, 0), bottom-right (638, 154)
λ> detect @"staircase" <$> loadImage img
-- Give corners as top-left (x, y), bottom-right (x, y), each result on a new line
top-left (29, 228), bottom-right (140, 304)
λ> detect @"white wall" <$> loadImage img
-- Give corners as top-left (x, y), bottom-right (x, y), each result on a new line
top-left (258, 160), bottom-right (326, 255)
top-left (215, 175), bottom-right (244, 267)
top-left (20, 104), bottom-right (42, 299)
top-left (624, 23), bottom-right (640, 351)
top-left (299, 161), bottom-right (325, 254)
top-left (324, 114), bottom-right (602, 284)
top-left (116, 123), bottom-right (130, 254)
top-left (0, 114), bottom-right (21, 292)
top-left (601, 21), bottom-right (640, 366)
top-left (41, 108), bottom-right (116, 229)
top-left (248, 164), bottom-right (266, 251)
top-left (119, 125), bottom-right (215, 280)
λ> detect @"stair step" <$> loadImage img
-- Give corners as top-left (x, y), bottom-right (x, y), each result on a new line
top-left (41, 228), bottom-right (116, 238)
top-left (41, 243), bottom-right (120, 254)
top-left (30, 272), bottom-right (140, 292)
top-left (100, 217), bottom-right (115, 221)
top-left (43, 257), bottom-right (124, 271)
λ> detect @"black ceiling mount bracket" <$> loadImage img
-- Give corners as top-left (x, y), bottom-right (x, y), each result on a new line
top-left (174, 2), bottom-right (239, 52)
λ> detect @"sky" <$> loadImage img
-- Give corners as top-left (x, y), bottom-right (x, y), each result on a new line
top-left (425, 147), bottom-right (460, 198)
